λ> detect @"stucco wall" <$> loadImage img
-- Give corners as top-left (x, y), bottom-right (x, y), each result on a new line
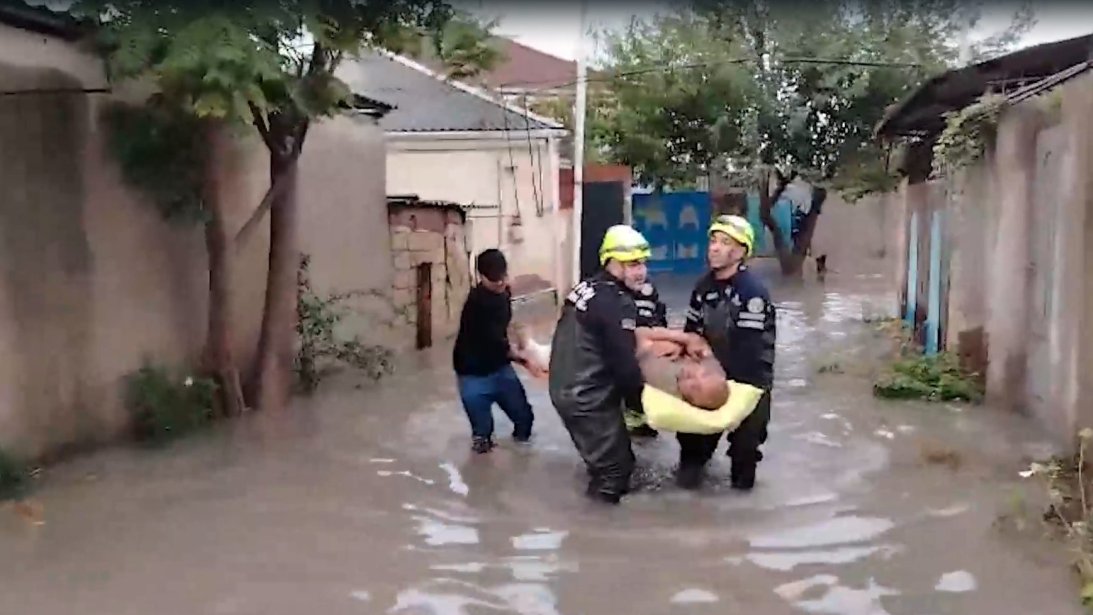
top-left (810, 191), bottom-right (896, 278)
top-left (0, 28), bottom-right (395, 458)
top-left (897, 72), bottom-right (1093, 449)
top-left (385, 135), bottom-right (565, 297)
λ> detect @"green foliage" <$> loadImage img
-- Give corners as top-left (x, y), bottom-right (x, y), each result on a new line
top-left (101, 102), bottom-right (208, 224)
top-left (0, 449), bottom-right (29, 501)
top-left (78, 1), bottom-right (498, 143)
top-left (592, 1), bottom-right (1033, 196)
top-left (873, 352), bottom-right (983, 403)
top-left (1021, 428), bottom-right (1093, 610)
top-left (124, 365), bottom-right (218, 443)
top-left (296, 254), bottom-right (394, 394)
top-left (932, 94), bottom-right (1008, 175)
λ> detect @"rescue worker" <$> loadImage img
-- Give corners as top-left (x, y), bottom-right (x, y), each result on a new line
top-left (677, 215), bottom-right (776, 491)
top-left (625, 280), bottom-right (668, 438)
top-left (549, 225), bottom-right (650, 504)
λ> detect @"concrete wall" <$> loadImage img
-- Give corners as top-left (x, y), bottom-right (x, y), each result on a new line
top-left (385, 134), bottom-right (565, 298)
top-left (810, 191), bottom-right (898, 278)
top-left (0, 26), bottom-right (396, 458)
top-left (387, 208), bottom-right (471, 344)
top-left (898, 72), bottom-right (1093, 449)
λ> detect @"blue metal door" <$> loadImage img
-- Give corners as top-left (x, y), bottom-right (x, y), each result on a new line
top-left (745, 194), bottom-right (793, 257)
top-left (633, 191), bottom-right (711, 274)
top-left (925, 211), bottom-right (943, 355)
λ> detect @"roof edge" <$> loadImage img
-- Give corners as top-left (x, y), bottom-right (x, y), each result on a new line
top-left (376, 49), bottom-right (565, 131)
top-left (0, 2), bottom-right (84, 40)
top-left (876, 32), bottom-right (1093, 138)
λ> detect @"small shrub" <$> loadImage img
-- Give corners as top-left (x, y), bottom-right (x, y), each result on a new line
top-left (873, 352), bottom-right (983, 403)
top-left (0, 449), bottom-right (29, 501)
top-left (125, 365), bottom-right (218, 443)
top-left (296, 254), bottom-right (395, 393)
top-left (1021, 429), bottom-right (1093, 609)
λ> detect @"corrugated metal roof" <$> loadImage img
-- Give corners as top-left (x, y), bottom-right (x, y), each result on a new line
top-left (877, 33), bottom-right (1093, 137)
top-left (341, 51), bottom-right (564, 134)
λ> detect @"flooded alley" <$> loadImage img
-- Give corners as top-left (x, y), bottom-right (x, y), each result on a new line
top-left (0, 272), bottom-right (1081, 615)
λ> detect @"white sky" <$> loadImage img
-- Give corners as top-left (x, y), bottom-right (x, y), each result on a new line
top-left (462, 1), bottom-right (1093, 62)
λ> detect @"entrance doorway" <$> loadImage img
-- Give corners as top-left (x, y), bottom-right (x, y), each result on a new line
top-left (415, 263), bottom-right (433, 349)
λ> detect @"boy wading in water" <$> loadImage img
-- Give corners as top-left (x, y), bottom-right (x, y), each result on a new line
top-left (452, 249), bottom-right (534, 454)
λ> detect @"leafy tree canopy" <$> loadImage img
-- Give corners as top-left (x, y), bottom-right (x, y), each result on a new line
top-left (592, 0), bottom-right (1033, 197)
top-left (74, 0), bottom-right (498, 156)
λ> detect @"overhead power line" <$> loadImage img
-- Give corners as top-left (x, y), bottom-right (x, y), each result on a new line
top-left (497, 56), bottom-right (926, 90)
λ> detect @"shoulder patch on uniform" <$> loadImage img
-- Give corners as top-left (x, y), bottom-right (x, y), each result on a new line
top-left (747, 296), bottom-right (766, 313)
top-left (621, 318), bottom-right (637, 331)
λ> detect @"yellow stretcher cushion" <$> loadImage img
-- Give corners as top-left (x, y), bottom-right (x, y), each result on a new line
top-left (642, 381), bottom-right (764, 435)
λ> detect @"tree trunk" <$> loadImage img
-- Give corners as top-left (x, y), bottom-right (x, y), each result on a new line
top-left (791, 187), bottom-right (828, 260)
top-left (201, 124), bottom-right (245, 417)
top-left (757, 168), bottom-right (796, 275)
top-left (251, 151), bottom-right (301, 413)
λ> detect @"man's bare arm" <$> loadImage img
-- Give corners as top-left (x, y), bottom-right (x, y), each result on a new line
top-left (636, 327), bottom-right (711, 358)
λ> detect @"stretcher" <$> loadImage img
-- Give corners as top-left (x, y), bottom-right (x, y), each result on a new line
top-left (641, 380), bottom-right (764, 435)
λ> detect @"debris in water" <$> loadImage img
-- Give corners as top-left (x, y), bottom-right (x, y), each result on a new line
top-left (919, 444), bottom-right (963, 471)
top-left (935, 570), bottom-right (977, 593)
top-left (12, 500), bottom-right (44, 526)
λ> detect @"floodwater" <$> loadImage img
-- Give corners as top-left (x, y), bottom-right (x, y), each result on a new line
top-left (0, 266), bottom-right (1082, 615)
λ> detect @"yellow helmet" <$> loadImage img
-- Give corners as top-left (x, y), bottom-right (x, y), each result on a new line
top-left (599, 225), bottom-right (651, 265)
top-left (708, 214), bottom-right (756, 257)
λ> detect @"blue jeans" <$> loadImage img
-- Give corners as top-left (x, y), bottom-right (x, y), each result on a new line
top-left (456, 365), bottom-right (534, 440)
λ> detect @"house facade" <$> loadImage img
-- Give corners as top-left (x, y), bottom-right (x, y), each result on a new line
top-left (340, 52), bottom-right (570, 300)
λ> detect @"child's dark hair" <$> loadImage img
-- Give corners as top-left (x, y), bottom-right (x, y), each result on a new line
top-left (476, 249), bottom-right (508, 283)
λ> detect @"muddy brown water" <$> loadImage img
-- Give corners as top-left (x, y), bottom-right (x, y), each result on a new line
top-left (0, 267), bottom-right (1082, 614)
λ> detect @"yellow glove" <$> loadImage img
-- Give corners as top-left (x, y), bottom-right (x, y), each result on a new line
top-left (642, 381), bottom-right (764, 435)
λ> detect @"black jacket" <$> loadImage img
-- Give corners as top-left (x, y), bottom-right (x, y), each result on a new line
top-left (453, 285), bottom-right (513, 376)
top-left (684, 267), bottom-right (776, 388)
top-left (548, 270), bottom-right (645, 413)
top-left (634, 282), bottom-right (668, 328)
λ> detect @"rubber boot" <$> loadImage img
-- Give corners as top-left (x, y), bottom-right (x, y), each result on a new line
top-left (676, 463), bottom-right (705, 490)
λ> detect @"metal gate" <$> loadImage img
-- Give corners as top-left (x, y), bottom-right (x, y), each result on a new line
top-left (580, 181), bottom-right (626, 279)
top-left (632, 191), bottom-right (711, 274)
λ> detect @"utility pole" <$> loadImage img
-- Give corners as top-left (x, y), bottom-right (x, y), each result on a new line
top-left (571, 0), bottom-right (589, 286)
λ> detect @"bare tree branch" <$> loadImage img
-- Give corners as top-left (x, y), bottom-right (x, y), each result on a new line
top-left (250, 104), bottom-right (278, 152)
top-left (233, 164), bottom-right (295, 252)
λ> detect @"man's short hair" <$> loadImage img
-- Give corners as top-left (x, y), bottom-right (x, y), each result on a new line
top-left (476, 249), bottom-right (508, 283)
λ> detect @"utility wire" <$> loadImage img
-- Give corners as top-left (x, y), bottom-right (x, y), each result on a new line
top-left (496, 56), bottom-right (926, 91)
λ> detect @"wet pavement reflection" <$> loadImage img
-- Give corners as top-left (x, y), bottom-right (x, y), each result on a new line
top-left (0, 267), bottom-right (1082, 614)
